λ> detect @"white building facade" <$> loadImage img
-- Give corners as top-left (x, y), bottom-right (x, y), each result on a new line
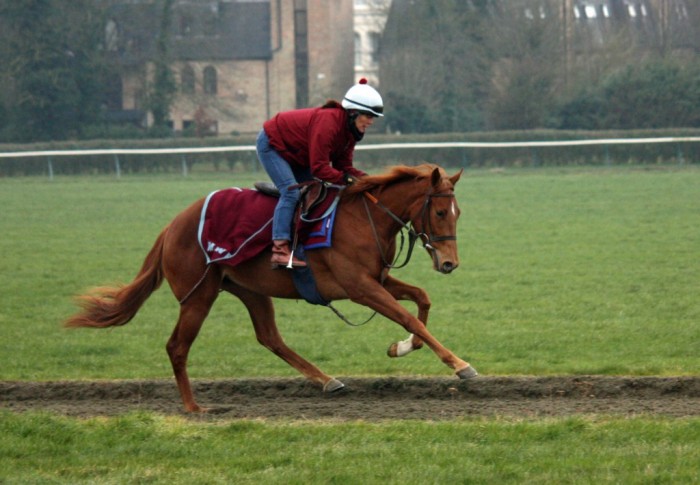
top-left (353, 0), bottom-right (392, 86)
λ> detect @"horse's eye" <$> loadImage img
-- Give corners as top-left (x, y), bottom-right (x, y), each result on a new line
top-left (436, 209), bottom-right (447, 218)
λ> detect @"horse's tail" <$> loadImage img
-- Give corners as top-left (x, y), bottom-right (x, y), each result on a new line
top-left (65, 228), bottom-right (167, 329)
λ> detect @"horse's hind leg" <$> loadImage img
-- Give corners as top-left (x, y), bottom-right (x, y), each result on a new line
top-left (166, 278), bottom-right (221, 413)
top-left (228, 284), bottom-right (344, 392)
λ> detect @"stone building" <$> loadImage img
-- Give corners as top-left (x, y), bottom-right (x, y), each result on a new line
top-left (104, 0), bottom-right (354, 135)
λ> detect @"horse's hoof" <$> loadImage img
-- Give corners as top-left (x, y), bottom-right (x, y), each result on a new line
top-left (456, 366), bottom-right (478, 380)
top-left (387, 337), bottom-right (414, 358)
top-left (185, 405), bottom-right (209, 414)
top-left (323, 378), bottom-right (345, 393)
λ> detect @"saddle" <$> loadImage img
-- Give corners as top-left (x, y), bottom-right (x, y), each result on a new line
top-left (254, 180), bottom-right (342, 233)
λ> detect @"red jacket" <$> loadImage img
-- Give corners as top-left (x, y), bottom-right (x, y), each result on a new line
top-left (263, 102), bottom-right (366, 184)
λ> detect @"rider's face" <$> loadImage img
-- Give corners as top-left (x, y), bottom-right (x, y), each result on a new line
top-left (354, 114), bottom-right (376, 133)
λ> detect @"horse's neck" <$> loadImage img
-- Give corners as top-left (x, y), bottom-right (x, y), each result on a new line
top-left (358, 181), bottom-right (424, 239)
top-left (381, 181), bottom-right (424, 221)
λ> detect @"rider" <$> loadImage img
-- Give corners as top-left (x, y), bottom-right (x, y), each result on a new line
top-left (257, 78), bottom-right (384, 269)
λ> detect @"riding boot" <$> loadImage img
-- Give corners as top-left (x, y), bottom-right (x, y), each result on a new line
top-left (271, 240), bottom-right (307, 269)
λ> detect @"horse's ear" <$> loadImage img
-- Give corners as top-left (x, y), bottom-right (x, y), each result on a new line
top-left (449, 169), bottom-right (463, 186)
top-left (430, 167), bottom-right (442, 188)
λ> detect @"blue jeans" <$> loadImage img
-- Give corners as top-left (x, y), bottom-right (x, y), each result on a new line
top-left (256, 129), bottom-right (312, 241)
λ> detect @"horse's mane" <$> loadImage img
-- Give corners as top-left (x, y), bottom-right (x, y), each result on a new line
top-left (342, 163), bottom-right (439, 200)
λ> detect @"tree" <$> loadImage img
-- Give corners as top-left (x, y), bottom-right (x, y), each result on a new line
top-left (0, 0), bottom-right (110, 142)
top-left (379, 0), bottom-right (492, 133)
top-left (483, 4), bottom-right (562, 130)
top-left (378, 0), bottom-right (700, 133)
top-left (557, 60), bottom-right (700, 130)
top-left (148, 0), bottom-right (177, 131)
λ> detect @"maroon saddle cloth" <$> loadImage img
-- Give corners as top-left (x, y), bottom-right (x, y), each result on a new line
top-left (197, 184), bottom-right (341, 267)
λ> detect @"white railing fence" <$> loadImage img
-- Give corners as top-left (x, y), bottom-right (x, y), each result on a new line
top-left (1, 137), bottom-right (698, 179)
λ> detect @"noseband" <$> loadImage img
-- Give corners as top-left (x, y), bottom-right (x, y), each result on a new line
top-left (362, 190), bottom-right (457, 269)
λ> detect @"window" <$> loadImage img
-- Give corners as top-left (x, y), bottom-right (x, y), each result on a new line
top-left (585, 5), bottom-right (597, 18)
top-left (601, 4), bottom-right (610, 18)
top-left (526, 5), bottom-right (546, 19)
top-left (105, 19), bottom-right (118, 51)
top-left (203, 66), bottom-right (217, 95)
top-left (105, 76), bottom-right (123, 110)
top-left (354, 33), bottom-right (362, 67)
top-left (179, 15), bottom-right (192, 36)
top-left (369, 32), bottom-right (381, 64)
top-left (181, 65), bottom-right (195, 94)
top-left (573, 6), bottom-right (581, 19)
top-left (628, 4), bottom-right (637, 17)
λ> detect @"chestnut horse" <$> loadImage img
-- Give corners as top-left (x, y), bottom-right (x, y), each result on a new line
top-left (65, 164), bottom-right (477, 412)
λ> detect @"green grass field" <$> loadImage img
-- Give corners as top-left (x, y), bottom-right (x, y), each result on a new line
top-left (1, 165), bottom-right (698, 380)
top-left (2, 412), bottom-right (698, 484)
top-left (1, 165), bottom-right (699, 483)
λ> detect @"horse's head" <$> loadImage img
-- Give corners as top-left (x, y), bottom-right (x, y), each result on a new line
top-left (411, 167), bottom-right (463, 274)
top-left (344, 164), bottom-right (463, 274)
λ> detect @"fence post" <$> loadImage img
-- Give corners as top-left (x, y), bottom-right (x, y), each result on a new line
top-left (47, 157), bottom-right (54, 181)
top-left (461, 148), bottom-right (469, 168)
top-left (530, 147), bottom-right (540, 167)
top-left (114, 155), bottom-right (121, 178)
top-left (676, 143), bottom-right (685, 165)
top-left (181, 155), bottom-right (188, 177)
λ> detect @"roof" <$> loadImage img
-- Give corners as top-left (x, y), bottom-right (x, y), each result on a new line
top-left (107, 0), bottom-right (271, 64)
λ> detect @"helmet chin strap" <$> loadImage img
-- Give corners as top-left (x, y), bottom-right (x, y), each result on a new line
top-left (347, 111), bottom-right (364, 141)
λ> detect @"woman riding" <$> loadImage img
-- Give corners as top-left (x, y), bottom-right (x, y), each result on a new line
top-left (257, 78), bottom-right (384, 269)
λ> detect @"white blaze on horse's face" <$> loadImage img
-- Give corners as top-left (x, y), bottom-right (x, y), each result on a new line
top-left (431, 193), bottom-right (460, 274)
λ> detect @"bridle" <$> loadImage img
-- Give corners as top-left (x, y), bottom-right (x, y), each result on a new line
top-left (329, 185), bottom-right (458, 327)
top-left (361, 189), bottom-right (457, 270)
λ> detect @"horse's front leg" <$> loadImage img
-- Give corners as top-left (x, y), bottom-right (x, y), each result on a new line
top-left (382, 275), bottom-right (428, 357)
top-left (346, 275), bottom-right (477, 379)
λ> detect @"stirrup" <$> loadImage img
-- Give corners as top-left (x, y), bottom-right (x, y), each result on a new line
top-left (271, 255), bottom-right (307, 269)
top-left (271, 245), bottom-right (307, 269)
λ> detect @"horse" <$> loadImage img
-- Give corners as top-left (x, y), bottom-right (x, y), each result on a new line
top-left (65, 163), bottom-right (478, 413)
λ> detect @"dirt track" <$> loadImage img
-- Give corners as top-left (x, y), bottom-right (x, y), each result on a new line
top-left (2, 376), bottom-right (699, 420)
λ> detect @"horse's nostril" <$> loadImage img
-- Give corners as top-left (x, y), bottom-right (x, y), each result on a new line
top-left (441, 261), bottom-right (456, 273)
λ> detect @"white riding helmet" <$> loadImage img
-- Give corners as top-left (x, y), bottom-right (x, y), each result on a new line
top-left (342, 78), bottom-right (384, 117)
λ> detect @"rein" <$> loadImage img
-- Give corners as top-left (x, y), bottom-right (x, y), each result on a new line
top-left (362, 194), bottom-right (417, 270)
